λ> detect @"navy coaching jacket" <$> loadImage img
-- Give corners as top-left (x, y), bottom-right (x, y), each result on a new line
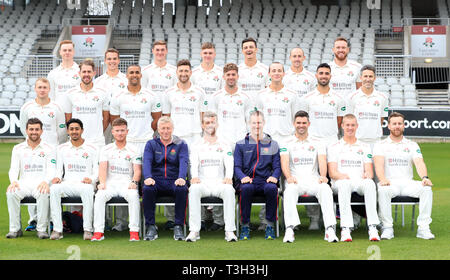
top-left (233, 133), bottom-right (281, 182)
top-left (143, 136), bottom-right (189, 181)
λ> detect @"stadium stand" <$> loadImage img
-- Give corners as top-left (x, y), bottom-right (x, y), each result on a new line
top-left (0, 0), bottom-right (448, 109)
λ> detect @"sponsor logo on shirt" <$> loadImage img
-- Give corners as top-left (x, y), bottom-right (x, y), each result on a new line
top-left (174, 107), bottom-right (195, 115)
top-left (267, 108), bottom-right (287, 117)
top-left (358, 112), bottom-right (379, 120)
top-left (314, 111), bottom-right (334, 119)
top-left (110, 165), bottom-right (131, 175)
top-left (340, 159), bottom-right (362, 168)
top-left (67, 163), bottom-right (87, 173)
top-left (75, 106), bottom-right (97, 114)
top-left (24, 164), bottom-right (44, 173)
top-left (388, 158), bottom-right (409, 167)
top-left (200, 159), bottom-right (221, 167)
top-left (293, 157), bottom-right (314, 166)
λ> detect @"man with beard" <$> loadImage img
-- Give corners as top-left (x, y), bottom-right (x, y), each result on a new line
top-left (329, 37), bottom-right (362, 99)
top-left (110, 64), bottom-right (162, 155)
top-left (141, 40), bottom-right (177, 98)
top-left (374, 112), bottom-right (435, 240)
top-left (347, 65), bottom-right (389, 147)
top-left (283, 48), bottom-right (317, 100)
top-left (299, 63), bottom-right (346, 230)
top-left (64, 59), bottom-right (110, 149)
top-left (47, 40), bottom-right (80, 107)
top-left (238, 38), bottom-right (269, 101)
top-left (50, 118), bottom-right (99, 240)
top-left (6, 118), bottom-right (56, 239)
top-left (191, 42), bottom-right (223, 110)
top-left (186, 112), bottom-right (237, 242)
top-left (210, 63), bottom-right (253, 145)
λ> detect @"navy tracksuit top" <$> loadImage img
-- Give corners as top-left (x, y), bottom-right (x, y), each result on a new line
top-left (233, 133), bottom-right (281, 182)
top-left (142, 136), bottom-right (189, 181)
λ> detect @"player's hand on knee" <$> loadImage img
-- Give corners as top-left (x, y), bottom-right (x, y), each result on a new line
top-left (422, 178), bottom-right (432, 187)
top-left (51, 177), bottom-right (61, 184)
top-left (379, 178), bottom-right (390, 186)
top-left (267, 176), bottom-right (278, 184)
top-left (82, 177), bottom-right (92, 184)
top-left (144, 178), bottom-right (155, 186)
top-left (7, 181), bottom-right (19, 192)
top-left (37, 181), bottom-right (50, 194)
top-left (318, 176), bottom-right (328, 184)
top-left (190, 177), bottom-right (201, 184)
top-left (98, 183), bottom-right (106, 190)
top-left (175, 178), bottom-right (186, 186)
top-left (128, 181), bottom-right (138, 189)
top-left (223, 178), bottom-right (232, 185)
top-left (286, 176), bottom-right (297, 184)
top-left (241, 176), bottom-right (252, 184)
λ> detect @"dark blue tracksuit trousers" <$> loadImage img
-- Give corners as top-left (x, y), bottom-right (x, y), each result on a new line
top-left (143, 178), bottom-right (188, 226)
top-left (239, 178), bottom-right (278, 225)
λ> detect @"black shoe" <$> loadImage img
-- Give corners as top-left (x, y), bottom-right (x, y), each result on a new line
top-left (144, 225), bottom-right (158, 241)
top-left (208, 223), bottom-right (224, 232)
top-left (25, 221), bottom-right (37, 232)
top-left (164, 221), bottom-right (175, 230)
top-left (173, 225), bottom-right (185, 241)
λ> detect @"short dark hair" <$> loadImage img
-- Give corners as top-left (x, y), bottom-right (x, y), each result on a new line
top-left (112, 117), bottom-right (128, 127)
top-left (66, 118), bottom-right (83, 129)
top-left (177, 59), bottom-right (191, 69)
top-left (241, 37), bottom-right (257, 49)
top-left (316, 63), bottom-right (331, 72)
top-left (294, 110), bottom-right (309, 121)
top-left (105, 48), bottom-right (120, 58)
top-left (79, 59), bottom-right (95, 71)
top-left (360, 65), bottom-right (376, 76)
top-left (223, 63), bottom-right (238, 74)
top-left (388, 112), bottom-right (405, 124)
top-left (26, 118), bottom-right (43, 129)
top-left (127, 64), bottom-right (141, 72)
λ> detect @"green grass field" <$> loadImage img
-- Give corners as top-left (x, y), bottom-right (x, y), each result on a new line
top-left (0, 142), bottom-right (449, 260)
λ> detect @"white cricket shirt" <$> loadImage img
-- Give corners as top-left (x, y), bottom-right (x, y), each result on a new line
top-left (94, 71), bottom-right (128, 99)
top-left (20, 100), bottom-right (66, 146)
top-left (9, 140), bottom-right (56, 184)
top-left (329, 59), bottom-right (362, 99)
top-left (64, 86), bottom-right (110, 143)
top-left (99, 142), bottom-right (142, 182)
top-left (238, 61), bottom-right (269, 100)
top-left (162, 84), bottom-right (207, 137)
top-left (256, 86), bottom-right (298, 137)
top-left (299, 89), bottom-right (346, 141)
top-left (280, 135), bottom-right (326, 179)
top-left (110, 88), bottom-right (161, 141)
top-left (283, 68), bottom-right (317, 99)
top-left (47, 62), bottom-right (80, 106)
top-left (210, 88), bottom-right (253, 144)
top-left (141, 62), bottom-right (177, 94)
top-left (189, 138), bottom-right (234, 180)
top-left (56, 141), bottom-right (99, 183)
top-left (347, 88), bottom-right (389, 141)
top-left (327, 139), bottom-right (373, 180)
top-left (373, 136), bottom-right (423, 181)
top-left (191, 64), bottom-right (223, 109)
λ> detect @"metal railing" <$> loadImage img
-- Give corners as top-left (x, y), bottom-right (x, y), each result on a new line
top-left (17, 55), bottom-right (137, 78)
top-left (375, 28), bottom-right (404, 40)
top-left (62, 17), bottom-right (114, 26)
top-left (374, 54), bottom-right (412, 78)
top-left (401, 18), bottom-right (450, 26)
top-left (412, 62), bottom-right (450, 85)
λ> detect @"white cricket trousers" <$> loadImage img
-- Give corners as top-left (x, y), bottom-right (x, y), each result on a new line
top-left (6, 179), bottom-right (50, 232)
top-left (50, 181), bottom-right (95, 232)
top-left (332, 179), bottom-right (380, 228)
top-left (378, 179), bottom-right (432, 229)
top-left (188, 179), bottom-right (236, 232)
top-left (93, 180), bottom-right (140, 233)
top-left (283, 178), bottom-right (336, 229)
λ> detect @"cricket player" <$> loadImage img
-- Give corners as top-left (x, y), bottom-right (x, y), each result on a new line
top-left (283, 48), bottom-right (317, 99)
top-left (347, 65), bottom-right (388, 147)
top-left (327, 114), bottom-right (380, 242)
top-left (92, 118), bottom-right (142, 242)
top-left (374, 112), bottom-right (434, 240)
top-left (64, 59), bottom-right (110, 149)
top-left (210, 63), bottom-right (253, 145)
top-left (186, 112), bottom-right (237, 242)
top-left (280, 111), bottom-right (338, 243)
top-left (49, 118), bottom-right (99, 240)
top-left (191, 42), bottom-right (223, 110)
top-left (110, 64), bottom-right (162, 155)
top-left (238, 37), bottom-right (269, 101)
top-left (47, 40), bottom-right (80, 107)
top-left (142, 116), bottom-right (189, 241)
top-left (162, 59), bottom-right (207, 147)
top-left (234, 110), bottom-right (281, 240)
top-left (94, 48), bottom-right (128, 145)
top-left (256, 62), bottom-right (298, 146)
top-left (6, 118), bottom-right (56, 239)
top-left (329, 37), bottom-right (362, 99)
top-left (141, 40), bottom-right (177, 97)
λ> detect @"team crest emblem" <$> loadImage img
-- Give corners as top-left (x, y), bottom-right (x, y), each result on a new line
top-left (374, 100), bottom-right (380, 106)
top-left (189, 96), bottom-right (196, 102)
top-left (38, 151), bottom-right (45, 157)
top-left (141, 98), bottom-right (148, 104)
top-left (257, 73), bottom-right (263, 78)
top-left (48, 112), bottom-right (55, 118)
top-left (82, 152), bottom-right (89, 159)
top-left (282, 97), bottom-right (289, 103)
top-left (166, 74), bottom-right (172, 80)
top-left (236, 100), bottom-right (243, 106)
top-left (170, 149), bottom-right (176, 155)
top-left (125, 155), bottom-right (132, 161)
top-left (357, 149), bottom-right (364, 155)
top-left (329, 100), bottom-right (336, 106)
top-left (92, 96), bottom-right (99, 102)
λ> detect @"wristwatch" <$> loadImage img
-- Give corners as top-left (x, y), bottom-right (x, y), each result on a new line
top-left (131, 180), bottom-right (139, 185)
top-left (422, 176), bottom-right (429, 180)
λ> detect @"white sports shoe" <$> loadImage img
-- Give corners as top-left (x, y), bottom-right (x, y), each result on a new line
top-left (225, 231), bottom-right (238, 242)
top-left (340, 228), bottom-right (352, 242)
top-left (416, 228), bottom-right (435, 240)
top-left (381, 227), bottom-right (394, 240)
top-left (185, 231), bottom-right (200, 242)
top-left (368, 225), bottom-right (380, 241)
top-left (324, 227), bottom-right (339, 243)
top-left (283, 227), bottom-right (295, 243)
